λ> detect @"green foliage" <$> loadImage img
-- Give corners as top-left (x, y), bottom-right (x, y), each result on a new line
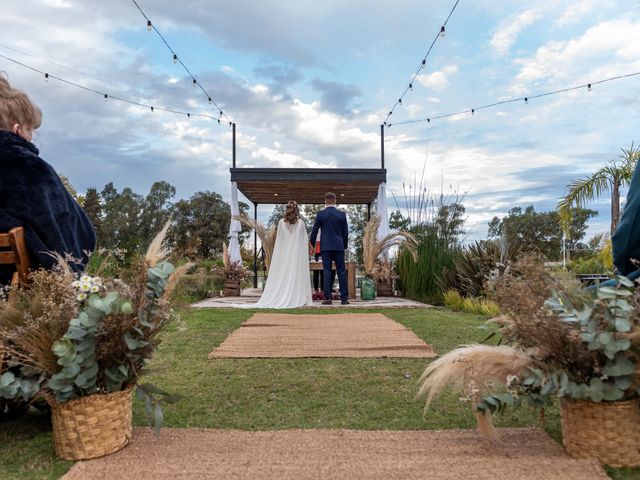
top-left (439, 238), bottom-right (520, 298)
top-left (488, 206), bottom-right (597, 260)
top-left (396, 227), bottom-right (459, 304)
top-left (442, 290), bottom-right (500, 316)
top-left (172, 191), bottom-right (231, 258)
top-left (169, 270), bottom-right (223, 304)
top-left (43, 261), bottom-right (174, 404)
top-left (477, 277), bottom-right (640, 418)
top-left (136, 383), bottom-right (183, 436)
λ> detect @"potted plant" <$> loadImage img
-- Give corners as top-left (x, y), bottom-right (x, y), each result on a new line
top-left (418, 255), bottom-right (640, 467)
top-left (0, 224), bottom-right (189, 460)
top-left (217, 243), bottom-right (251, 297)
top-left (362, 215), bottom-right (417, 300)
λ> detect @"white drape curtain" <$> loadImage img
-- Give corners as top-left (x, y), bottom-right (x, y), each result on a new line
top-left (377, 182), bottom-right (390, 241)
top-left (228, 182), bottom-right (242, 264)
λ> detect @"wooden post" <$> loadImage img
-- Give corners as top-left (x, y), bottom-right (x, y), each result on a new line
top-left (380, 124), bottom-right (385, 169)
top-left (232, 123), bottom-right (236, 168)
top-left (253, 202), bottom-right (258, 288)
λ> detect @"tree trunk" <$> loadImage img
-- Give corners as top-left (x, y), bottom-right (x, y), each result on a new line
top-left (611, 178), bottom-right (621, 237)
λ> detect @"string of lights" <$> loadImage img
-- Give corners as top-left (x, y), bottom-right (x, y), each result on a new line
top-left (387, 71), bottom-right (640, 127)
top-left (382, 0), bottom-right (461, 126)
top-left (0, 53), bottom-right (226, 123)
top-left (130, 0), bottom-right (232, 125)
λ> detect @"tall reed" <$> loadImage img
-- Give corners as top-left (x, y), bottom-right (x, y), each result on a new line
top-left (396, 227), bottom-right (459, 304)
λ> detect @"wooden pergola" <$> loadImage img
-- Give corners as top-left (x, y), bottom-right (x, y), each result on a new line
top-left (230, 167), bottom-right (387, 287)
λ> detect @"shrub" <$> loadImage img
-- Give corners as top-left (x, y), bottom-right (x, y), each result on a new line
top-left (443, 289), bottom-right (500, 316)
top-left (396, 227), bottom-right (458, 304)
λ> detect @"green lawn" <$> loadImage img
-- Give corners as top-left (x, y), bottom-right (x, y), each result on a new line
top-left (1, 307), bottom-right (637, 479)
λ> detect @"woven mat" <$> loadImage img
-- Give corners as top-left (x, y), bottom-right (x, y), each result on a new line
top-left (62, 427), bottom-right (609, 480)
top-left (208, 313), bottom-right (436, 358)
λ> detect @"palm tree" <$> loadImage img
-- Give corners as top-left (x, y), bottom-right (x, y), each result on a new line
top-left (558, 142), bottom-right (640, 237)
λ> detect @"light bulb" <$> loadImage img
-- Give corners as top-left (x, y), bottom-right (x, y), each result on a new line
top-left (588, 83), bottom-right (592, 92)
top-left (398, 98), bottom-right (402, 104)
top-left (192, 79), bottom-right (197, 87)
top-left (388, 111), bottom-right (392, 116)
top-left (187, 113), bottom-right (191, 118)
top-left (421, 59), bottom-right (426, 69)
top-left (217, 119), bottom-right (221, 125)
top-left (44, 73), bottom-right (49, 82)
top-left (524, 97), bottom-right (528, 104)
top-left (219, 110), bottom-right (223, 117)
top-left (173, 54), bottom-right (177, 64)
top-left (208, 97), bottom-right (212, 104)
top-left (471, 108), bottom-right (475, 116)
top-left (409, 83), bottom-right (413, 91)
top-left (104, 94), bottom-right (108, 102)
top-left (150, 106), bottom-right (154, 112)
top-left (427, 118), bottom-right (430, 123)
top-left (440, 26), bottom-right (445, 38)
top-left (147, 20), bottom-right (152, 31)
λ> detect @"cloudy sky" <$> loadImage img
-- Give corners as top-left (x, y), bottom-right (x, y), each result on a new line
top-left (2, 0), bottom-right (639, 240)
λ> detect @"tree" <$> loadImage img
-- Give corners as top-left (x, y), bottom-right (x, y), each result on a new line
top-left (99, 183), bottom-right (144, 253)
top-left (347, 204), bottom-right (369, 266)
top-left (59, 175), bottom-right (84, 205)
top-left (172, 191), bottom-right (230, 258)
top-left (139, 181), bottom-right (176, 244)
top-left (558, 142), bottom-right (639, 236)
top-left (488, 205), bottom-right (597, 260)
top-left (83, 187), bottom-right (102, 237)
top-left (434, 203), bottom-right (466, 242)
top-left (389, 210), bottom-right (410, 231)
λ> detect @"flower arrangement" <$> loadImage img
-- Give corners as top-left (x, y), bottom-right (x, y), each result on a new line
top-left (362, 215), bottom-right (417, 281)
top-left (418, 254), bottom-right (640, 440)
top-left (0, 224), bottom-right (189, 432)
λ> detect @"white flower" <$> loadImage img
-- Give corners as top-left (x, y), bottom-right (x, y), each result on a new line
top-left (72, 280), bottom-right (81, 288)
top-left (80, 275), bottom-right (90, 282)
top-left (77, 292), bottom-right (87, 301)
top-left (92, 277), bottom-right (102, 286)
top-left (80, 283), bottom-right (91, 292)
top-left (90, 285), bottom-right (100, 293)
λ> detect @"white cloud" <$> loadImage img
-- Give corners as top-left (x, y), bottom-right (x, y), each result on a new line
top-left (515, 19), bottom-right (640, 83)
top-left (416, 65), bottom-right (459, 91)
top-left (490, 9), bottom-right (543, 55)
top-left (555, 0), bottom-right (598, 27)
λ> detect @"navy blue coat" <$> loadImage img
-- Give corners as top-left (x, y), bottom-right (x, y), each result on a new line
top-left (310, 206), bottom-right (348, 252)
top-left (0, 131), bottom-right (96, 283)
top-left (613, 161), bottom-right (640, 280)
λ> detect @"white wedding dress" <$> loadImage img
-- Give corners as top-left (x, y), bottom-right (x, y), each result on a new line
top-left (251, 218), bottom-right (313, 309)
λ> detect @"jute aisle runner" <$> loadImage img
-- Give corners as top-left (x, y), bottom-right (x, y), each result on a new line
top-left (62, 427), bottom-right (609, 480)
top-left (208, 313), bottom-right (436, 358)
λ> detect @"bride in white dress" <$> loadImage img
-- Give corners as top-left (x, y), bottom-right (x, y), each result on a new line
top-left (251, 201), bottom-right (313, 309)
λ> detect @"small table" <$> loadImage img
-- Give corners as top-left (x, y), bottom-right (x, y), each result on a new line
top-left (309, 261), bottom-right (356, 300)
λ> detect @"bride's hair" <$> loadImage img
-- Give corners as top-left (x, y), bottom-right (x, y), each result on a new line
top-left (284, 201), bottom-right (300, 224)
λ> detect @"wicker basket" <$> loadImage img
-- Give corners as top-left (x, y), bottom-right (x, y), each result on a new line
top-left (560, 398), bottom-right (640, 467)
top-left (50, 386), bottom-right (133, 460)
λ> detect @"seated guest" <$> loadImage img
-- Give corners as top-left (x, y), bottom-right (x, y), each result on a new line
top-left (612, 160), bottom-right (640, 282)
top-left (0, 76), bottom-right (96, 284)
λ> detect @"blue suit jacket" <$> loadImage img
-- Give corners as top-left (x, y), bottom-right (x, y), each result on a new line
top-left (310, 207), bottom-right (348, 252)
top-left (613, 161), bottom-right (640, 280)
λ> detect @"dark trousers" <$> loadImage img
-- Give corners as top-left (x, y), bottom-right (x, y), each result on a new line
top-left (313, 253), bottom-right (335, 291)
top-left (321, 250), bottom-right (348, 301)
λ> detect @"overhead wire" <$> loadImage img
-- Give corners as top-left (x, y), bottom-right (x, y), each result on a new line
top-left (130, 0), bottom-right (233, 125)
top-left (383, 0), bottom-right (461, 125)
top-left (388, 71), bottom-right (640, 127)
top-left (0, 52), bottom-right (223, 122)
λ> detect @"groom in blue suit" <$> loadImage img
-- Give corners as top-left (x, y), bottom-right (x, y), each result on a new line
top-left (310, 192), bottom-right (350, 305)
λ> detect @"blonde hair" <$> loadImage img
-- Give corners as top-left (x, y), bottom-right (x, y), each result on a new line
top-left (0, 75), bottom-right (42, 132)
top-left (284, 201), bottom-right (300, 225)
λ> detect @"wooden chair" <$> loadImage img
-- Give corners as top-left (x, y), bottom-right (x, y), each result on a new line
top-left (0, 227), bottom-right (31, 289)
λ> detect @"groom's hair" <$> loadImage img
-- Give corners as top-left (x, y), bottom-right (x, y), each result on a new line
top-left (325, 192), bottom-right (336, 204)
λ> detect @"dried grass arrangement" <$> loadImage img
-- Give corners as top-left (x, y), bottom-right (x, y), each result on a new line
top-left (0, 223), bottom-right (188, 432)
top-left (418, 254), bottom-right (640, 443)
top-left (362, 215), bottom-right (417, 281)
top-left (235, 215), bottom-right (276, 271)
